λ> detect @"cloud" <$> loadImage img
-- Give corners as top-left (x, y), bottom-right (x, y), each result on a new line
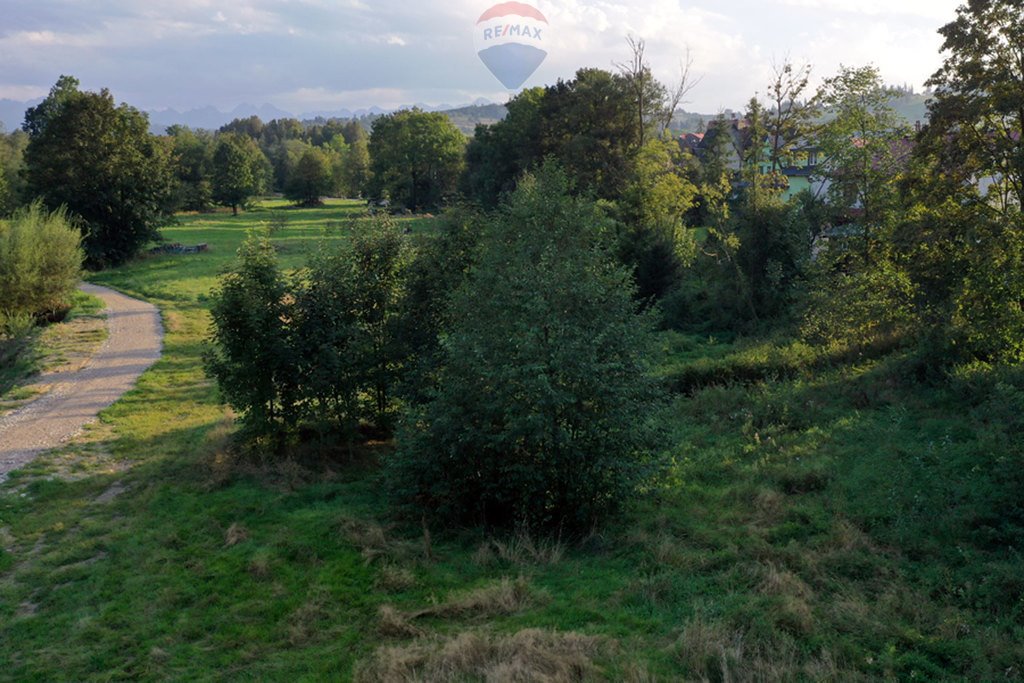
top-left (0, 0), bottom-right (964, 114)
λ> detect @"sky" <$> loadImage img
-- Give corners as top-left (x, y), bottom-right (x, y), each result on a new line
top-left (0, 0), bottom-right (964, 115)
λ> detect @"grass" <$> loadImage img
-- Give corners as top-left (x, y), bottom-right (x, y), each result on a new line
top-left (1, 198), bottom-right (1022, 680)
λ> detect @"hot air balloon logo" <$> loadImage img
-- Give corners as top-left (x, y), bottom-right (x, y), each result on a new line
top-left (473, 2), bottom-right (549, 89)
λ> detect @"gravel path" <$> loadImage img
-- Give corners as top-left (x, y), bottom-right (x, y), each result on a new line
top-left (0, 284), bottom-right (163, 481)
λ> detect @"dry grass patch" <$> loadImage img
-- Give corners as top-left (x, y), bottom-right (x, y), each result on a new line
top-left (669, 615), bottom-right (847, 682)
top-left (354, 628), bottom-right (607, 682)
top-left (473, 532), bottom-right (565, 567)
top-left (377, 604), bottom-right (425, 639)
top-left (224, 523), bottom-right (249, 547)
top-left (339, 516), bottom-right (423, 565)
top-left (376, 577), bottom-right (543, 640)
top-left (376, 564), bottom-right (417, 593)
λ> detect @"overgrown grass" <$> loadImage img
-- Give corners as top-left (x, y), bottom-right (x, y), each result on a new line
top-left (0, 199), bottom-right (1021, 680)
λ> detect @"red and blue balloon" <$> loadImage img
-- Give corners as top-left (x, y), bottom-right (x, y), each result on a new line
top-left (474, 2), bottom-right (549, 89)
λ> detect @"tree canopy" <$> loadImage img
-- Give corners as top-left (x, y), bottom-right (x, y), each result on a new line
top-left (23, 80), bottom-right (174, 266)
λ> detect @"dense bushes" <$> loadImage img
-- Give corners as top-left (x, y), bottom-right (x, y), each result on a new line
top-left (206, 168), bottom-right (666, 529)
top-left (0, 203), bottom-right (83, 319)
top-left (204, 218), bottom-right (409, 446)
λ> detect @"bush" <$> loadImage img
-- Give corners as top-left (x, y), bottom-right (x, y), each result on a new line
top-left (204, 230), bottom-right (299, 443)
top-left (205, 218), bottom-right (410, 447)
top-left (801, 258), bottom-right (917, 354)
top-left (0, 203), bottom-right (83, 319)
top-left (387, 164), bottom-right (665, 531)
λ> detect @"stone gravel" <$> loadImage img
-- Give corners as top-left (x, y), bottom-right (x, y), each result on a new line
top-left (0, 284), bottom-right (163, 481)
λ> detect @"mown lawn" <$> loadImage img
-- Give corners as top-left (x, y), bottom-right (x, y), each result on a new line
top-left (1, 199), bottom-right (1022, 680)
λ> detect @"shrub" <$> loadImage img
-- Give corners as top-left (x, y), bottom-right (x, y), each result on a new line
top-left (0, 202), bottom-right (83, 319)
top-left (801, 258), bottom-right (917, 354)
top-left (388, 164), bottom-right (665, 531)
top-left (204, 229), bottom-right (299, 443)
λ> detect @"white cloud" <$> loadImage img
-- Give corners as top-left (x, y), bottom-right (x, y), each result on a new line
top-left (0, 0), bottom-right (964, 113)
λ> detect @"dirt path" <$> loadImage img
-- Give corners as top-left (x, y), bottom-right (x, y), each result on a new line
top-left (0, 284), bottom-right (163, 481)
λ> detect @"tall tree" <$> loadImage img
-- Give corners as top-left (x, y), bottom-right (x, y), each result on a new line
top-left (166, 126), bottom-right (215, 212)
top-left (22, 75), bottom-right (80, 138)
top-left (766, 60), bottom-right (814, 173)
top-left (285, 147), bottom-right (332, 206)
top-left (212, 133), bottom-right (269, 215)
top-left (615, 36), bottom-right (668, 149)
top-left (924, 0), bottom-right (1024, 213)
top-left (813, 65), bottom-right (909, 264)
top-left (388, 163), bottom-right (664, 530)
top-left (368, 109), bottom-right (465, 211)
top-left (23, 81), bottom-right (174, 266)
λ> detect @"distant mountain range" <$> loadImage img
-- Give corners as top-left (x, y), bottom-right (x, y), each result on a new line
top-left (0, 93), bottom-right (931, 138)
top-left (0, 97), bottom-right (502, 135)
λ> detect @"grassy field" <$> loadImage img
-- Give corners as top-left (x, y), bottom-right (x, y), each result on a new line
top-left (1, 199), bottom-right (1022, 680)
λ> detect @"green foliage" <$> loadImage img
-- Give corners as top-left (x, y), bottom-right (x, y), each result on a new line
top-left (462, 88), bottom-right (545, 207)
top-left (463, 70), bottom-right (640, 207)
top-left (813, 65), bottom-right (908, 263)
top-left (291, 243), bottom-right (362, 442)
top-left (205, 214), bottom-right (411, 444)
top-left (925, 0), bottom-right (1024, 211)
top-left (616, 139), bottom-right (698, 302)
top-left (398, 206), bottom-right (484, 398)
top-left (801, 258), bottom-right (917, 354)
top-left (284, 147), bottom-right (332, 206)
top-left (348, 218), bottom-right (410, 428)
top-left (23, 79), bottom-right (174, 267)
top-left (0, 203), bottom-right (83, 319)
top-left (368, 109), bottom-right (465, 210)
top-left (166, 126), bottom-right (215, 212)
top-left (330, 135), bottom-right (370, 199)
top-left (212, 133), bottom-right (269, 215)
top-left (949, 218), bottom-right (1024, 364)
top-left (389, 164), bottom-right (665, 530)
top-left (204, 230), bottom-right (299, 442)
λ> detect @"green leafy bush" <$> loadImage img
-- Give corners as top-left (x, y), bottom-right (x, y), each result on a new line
top-left (204, 230), bottom-right (299, 443)
top-left (388, 164), bottom-right (665, 530)
top-left (801, 259), bottom-right (917, 355)
top-left (205, 219), bottom-right (410, 446)
top-left (0, 202), bottom-right (83, 319)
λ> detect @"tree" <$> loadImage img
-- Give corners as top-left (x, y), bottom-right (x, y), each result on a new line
top-left (368, 109), bottom-right (465, 210)
top-left (615, 36), bottom-right (668, 149)
top-left (205, 230), bottom-right (299, 442)
top-left (212, 133), bottom-right (269, 215)
top-left (349, 218), bottom-right (410, 428)
top-left (22, 75), bottom-right (80, 137)
top-left (340, 136), bottom-right (371, 198)
top-left (167, 126), bottom-right (214, 212)
top-left (23, 81), bottom-right (174, 266)
top-left (813, 65), bottom-right (909, 264)
top-left (463, 87), bottom-right (545, 207)
top-left (765, 59), bottom-right (814, 174)
top-left (924, 0), bottom-right (1024, 213)
top-left (388, 164), bottom-right (664, 530)
top-left (617, 138), bottom-right (698, 301)
top-left (539, 69), bottom-right (640, 201)
top-left (285, 147), bottom-right (332, 206)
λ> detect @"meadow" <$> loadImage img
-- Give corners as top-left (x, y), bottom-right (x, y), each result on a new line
top-left (0, 199), bottom-right (1021, 680)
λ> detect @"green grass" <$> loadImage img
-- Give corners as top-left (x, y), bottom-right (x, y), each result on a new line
top-left (1, 199), bottom-right (1022, 680)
